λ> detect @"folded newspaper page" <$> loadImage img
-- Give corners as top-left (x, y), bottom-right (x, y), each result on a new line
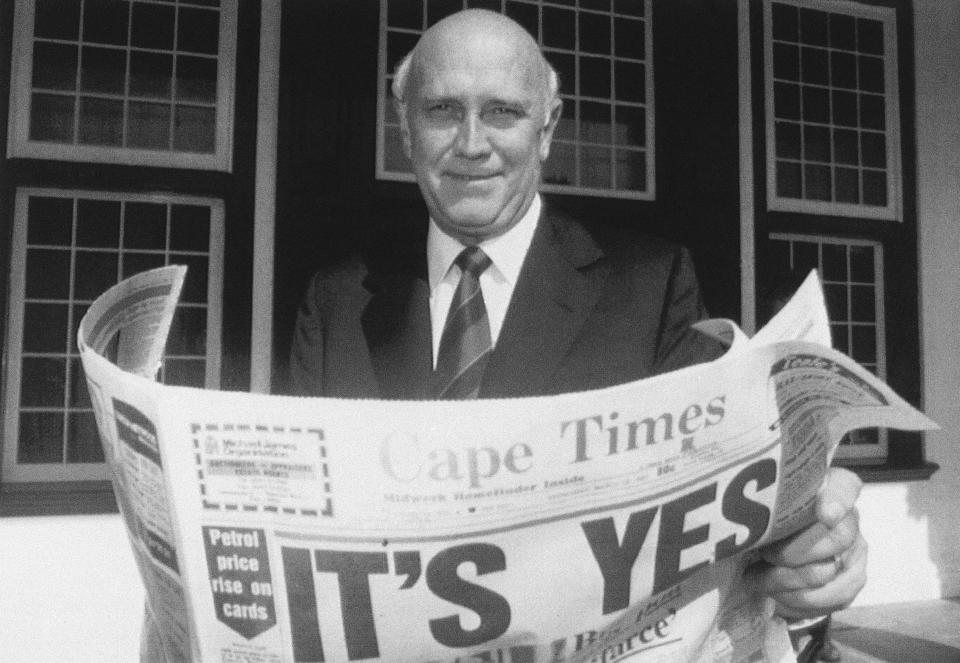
top-left (77, 267), bottom-right (935, 663)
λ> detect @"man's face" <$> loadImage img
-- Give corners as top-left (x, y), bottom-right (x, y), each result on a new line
top-left (399, 33), bottom-right (560, 244)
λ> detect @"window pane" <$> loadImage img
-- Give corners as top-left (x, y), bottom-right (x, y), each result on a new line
top-left (22, 303), bottom-right (69, 353)
top-left (772, 2), bottom-right (798, 41)
top-left (170, 205), bottom-right (211, 251)
top-left (34, 0), bottom-right (80, 40)
top-left (614, 104), bottom-right (645, 147)
top-left (799, 8), bottom-right (828, 46)
top-left (18, 412), bottom-right (64, 463)
top-left (388, 0), bottom-right (423, 29)
top-left (30, 93), bottom-right (75, 142)
top-left (77, 199), bottom-right (121, 248)
top-left (167, 307), bottom-right (208, 356)
top-left (821, 244), bottom-right (847, 281)
top-left (163, 359), bottom-right (206, 388)
top-left (25, 249), bottom-right (71, 299)
top-left (83, 0), bottom-right (130, 46)
top-left (124, 202), bottom-right (168, 249)
top-left (21, 357), bottom-right (67, 407)
top-left (69, 358), bottom-right (93, 409)
top-left (776, 161), bottom-right (802, 198)
top-left (27, 196), bottom-right (73, 245)
top-left (614, 18), bottom-right (644, 60)
top-left (173, 105), bottom-right (216, 153)
top-left (545, 52), bottom-right (575, 96)
top-left (580, 101), bottom-right (612, 143)
top-left (613, 61), bottom-right (644, 103)
top-left (33, 42), bottom-right (78, 91)
top-left (801, 46), bottom-right (828, 85)
top-left (829, 13), bottom-right (856, 51)
top-left (773, 43), bottom-right (799, 81)
top-left (176, 56), bottom-right (217, 103)
top-left (67, 411), bottom-right (105, 463)
top-left (862, 169), bottom-right (887, 206)
top-left (172, 254), bottom-right (209, 303)
top-left (775, 121), bottom-right (801, 159)
top-left (824, 282), bottom-right (848, 321)
top-left (543, 141), bottom-right (575, 186)
top-left (614, 149), bottom-right (646, 191)
top-left (78, 97), bottom-right (124, 146)
top-left (849, 245), bottom-right (875, 282)
top-left (131, 2), bottom-right (175, 49)
top-left (580, 145), bottom-right (612, 187)
top-left (804, 164), bottom-right (832, 200)
top-left (130, 51), bottom-right (173, 99)
top-left (73, 251), bottom-right (119, 300)
top-left (177, 7), bottom-right (220, 55)
top-left (835, 167), bottom-right (860, 203)
top-left (504, 2), bottom-right (538, 39)
top-left (579, 12), bottom-right (611, 55)
top-left (383, 126), bottom-right (411, 173)
top-left (123, 252), bottom-right (166, 279)
top-left (803, 125), bottom-right (830, 162)
top-left (127, 102), bottom-right (172, 150)
top-left (80, 46), bottom-right (127, 94)
top-left (850, 284), bottom-right (876, 322)
top-left (427, 0), bottom-right (463, 27)
top-left (543, 6), bottom-right (575, 50)
top-left (579, 57), bottom-right (611, 98)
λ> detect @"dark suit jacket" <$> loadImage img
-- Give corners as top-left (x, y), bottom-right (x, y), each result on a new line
top-left (289, 207), bottom-right (721, 399)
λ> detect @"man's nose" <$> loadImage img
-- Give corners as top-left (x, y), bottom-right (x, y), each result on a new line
top-left (454, 115), bottom-right (490, 158)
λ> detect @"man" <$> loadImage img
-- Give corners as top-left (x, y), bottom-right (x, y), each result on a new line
top-left (290, 7), bottom-right (866, 657)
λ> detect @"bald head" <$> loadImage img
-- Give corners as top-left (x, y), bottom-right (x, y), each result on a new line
top-left (393, 10), bottom-right (559, 119)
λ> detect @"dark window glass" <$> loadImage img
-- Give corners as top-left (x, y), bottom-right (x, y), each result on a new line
top-left (30, 93), bottom-right (75, 142)
top-left (801, 47), bottom-right (828, 85)
top-left (20, 357), bottom-right (67, 407)
top-left (850, 284), bottom-right (876, 322)
top-left (504, 1), bottom-right (538, 39)
top-left (78, 97), bottom-right (124, 146)
top-left (793, 241), bottom-right (819, 275)
top-left (858, 55), bottom-right (884, 93)
top-left (829, 13), bottom-right (856, 50)
top-left (773, 43), bottom-right (799, 81)
top-left (386, 30), bottom-right (419, 74)
top-left (580, 145), bottom-right (612, 187)
top-left (388, 0), bottom-right (423, 29)
top-left (73, 251), bottom-right (119, 300)
top-left (851, 325), bottom-right (877, 364)
top-left (542, 141), bottom-right (574, 186)
top-left (127, 101), bottom-right (172, 149)
top-left (177, 7), bottom-right (220, 55)
top-left (862, 170), bottom-right (887, 206)
top-left (613, 0), bottom-right (643, 17)
top-left (613, 61), bottom-right (644, 103)
top-left (167, 307), bottom-right (207, 355)
top-left (18, 412), bottom-right (64, 463)
top-left (804, 164), bottom-right (832, 200)
top-left (579, 12), bottom-right (611, 55)
top-left (834, 167), bottom-right (859, 203)
top-left (614, 104), bottom-right (645, 147)
top-left (25, 249), bottom-right (71, 299)
top-left (163, 358), bottom-right (206, 387)
top-left (130, 52), bottom-right (173, 99)
top-left (80, 46), bottom-right (127, 95)
top-left (83, 0), bottom-right (129, 46)
top-left (428, 0), bottom-right (464, 26)
top-left (830, 51), bottom-right (856, 89)
top-left (69, 358), bottom-right (92, 409)
top-left (614, 149), bottom-right (646, 190)
top-left (803, 125), bottom-right (830, 162)
top-left (832, 90), bottom-right (858, 127)
top-left (774, 82), bottom-right (800, 120)
top-left (173, 105), bottom-right (216, 153)
top-left (799, 8), bottom-right (828, 46)
top-left (776, 161), bottom-right (802, 198)
top-left (614, 18), bottom-right (644, 60)
top-left (67, 412), bottom-right (105, 463)
top-left (131, 2), bottom-right (175, 49)
top-left (857, 18), bottom-right (884, 55)
top-left (821, 244), bottom-right (848, 281)
top-left (849, 245), bottom-right (875, 282)
top-left (833, 128), bottom-right (859, 165)
top-left (775, 121), bottom-right (801, 159)
top-left (831, 324), bottom-right (849, 353)
top-left (859, 93), bottom-right (885, 130)
top-left (802, 85), bottom-right (829, 123)
top-left (27, 197), bottom-right (73, 245)
top-left (771, 2), bottom-right (798, 42)
top-left (170, 205), bottom-right (211, 251)
top-left (581, 0), bottom-right (610, 11)
top-left (824, 283), bottom-right (848, 321)
top-left (176, 56), bottom-right (217, 103)
top-left (171, 253), bottom-right (209, 303)
top-left (861, 131), bottom-right (886, 168)
top-left (77, 199), bottom-right (121, 248)
top-left (22, 303), bottom-right (69, 353)
top-left (33, 42), bottom-right (78, 91)
top-left (122, 252), bottom-right (166, 279)
top-left (553, 97), bottom-right (576, 140)
top-left (579, 57), bottom-right (611, 98)
top-left (580, 101), bottom-right (611, 144)
top-left (542, 6), bottom-right (575, 50)
top-left (546, 52), bottom-right (575, 96)
top-left (34, 0), bottom-right (80, 40)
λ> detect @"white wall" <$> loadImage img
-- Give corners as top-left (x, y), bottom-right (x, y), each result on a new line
top-left (0, 514), bottom-right (143, 661)
top-left (852, 0), bottom-right (960, 605)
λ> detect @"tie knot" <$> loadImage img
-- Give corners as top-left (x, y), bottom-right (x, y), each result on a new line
top-left (454, 246), bottom-right (492, 278)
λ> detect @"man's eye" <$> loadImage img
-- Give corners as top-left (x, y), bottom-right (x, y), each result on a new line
top-left (490, 106), bottom-right (522, 117)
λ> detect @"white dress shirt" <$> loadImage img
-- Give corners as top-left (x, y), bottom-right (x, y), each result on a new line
top-left (427, 195), bottom-right (541, 367)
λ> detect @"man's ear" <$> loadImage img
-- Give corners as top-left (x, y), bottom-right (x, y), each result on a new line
top-left (539, 97), bottom-right (563, 161)
top-left (393, 97), bottom-right (413, 159)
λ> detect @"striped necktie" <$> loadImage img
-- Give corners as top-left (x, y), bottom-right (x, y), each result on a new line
top-left (433, 246), bottom-right (493, 399)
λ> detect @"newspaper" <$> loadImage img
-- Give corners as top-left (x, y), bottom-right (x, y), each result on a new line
top-left (78, 266), bottom-right (935, 663)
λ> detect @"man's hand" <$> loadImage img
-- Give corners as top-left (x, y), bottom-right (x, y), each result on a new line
top-left (751, 467), bottom-right (868, 619)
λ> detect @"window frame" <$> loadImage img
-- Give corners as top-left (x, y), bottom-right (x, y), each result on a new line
top-left (768, 232), bottom-right (887, 464)
top-left (374, 0), bottom-right (656, 200)
top-left (5, 0), bottom-right (238, 171)
top-left (762, 0), bottom-right (902, 220)
top-left (2, 187), bottom-right (225, 486)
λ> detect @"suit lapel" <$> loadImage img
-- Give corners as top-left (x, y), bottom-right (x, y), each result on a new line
top-left (482, 210), bottom-right (607, 397)
top-left (361, 254), bottom-right (434, 399)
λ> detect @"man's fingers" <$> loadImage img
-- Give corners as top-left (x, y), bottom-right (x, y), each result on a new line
top-left (763, 508), bottom-right (860, 567)
top-left (817, 467), bottom-right (863, 527)
top-left (768, 533), bottom-right (868, 620)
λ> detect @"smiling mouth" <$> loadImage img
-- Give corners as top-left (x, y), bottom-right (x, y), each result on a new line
top-left (447, 173), bottom-right (497, 182)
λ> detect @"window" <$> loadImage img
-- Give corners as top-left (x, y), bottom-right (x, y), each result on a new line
top-left (764, 0), bottom-right (901, 219)
top-left (2, 188), bottom-right (224, 484)
top-left (768, 234), bottom-right (886, 463)
top-left (6, 0), bottom-right (237, 170)
top-left (376, 0), bottom-right (654, 198)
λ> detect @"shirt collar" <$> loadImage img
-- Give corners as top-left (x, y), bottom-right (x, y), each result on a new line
top-left (427, 194), bottom-right (542, 290)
